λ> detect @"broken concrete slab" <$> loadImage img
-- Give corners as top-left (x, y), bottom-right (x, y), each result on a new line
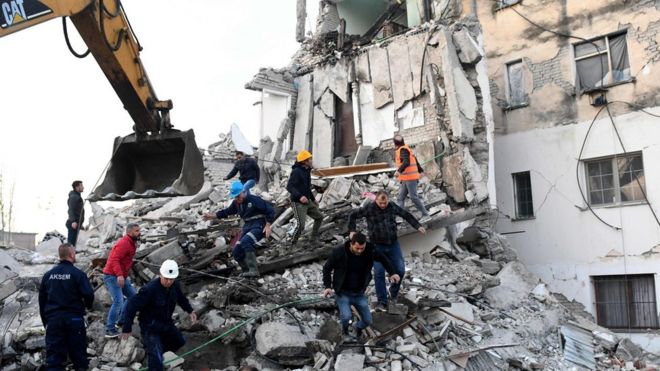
top-left (293, 74), bottom-right (313, 151)
top-left (255, 322), bottom-right (312, 366)
top-left (452, 28), bottom-right (483, 65)
top-left (442, 302), bottom-right (475, 324)
top-left (334, 352), bottom-right (365, 371)
top-left (407, 32), bottom-right (428, 97)
top-left (484, 261), bottom-right (538, 309)
top-left (414, 141), bottom-right (442, 182)
top-left (328, 59), bottom-right (350, 103)
top-left (442, 153), bottom-right (466, 203)
top-left (438, 28), bottom-right (476, 141)
top-left (462, 147), bottom-right (488, 203)
top-left (358, 85), bottom-right (396, 147)
top-left (101, 337), bottom-right (143, 366)
top-left (388, 37), bottom-right (415, 110)
top-left (319, 177), bottom-right (353, 209)
top-left (368, 47), bottom-right (393, 108)
top-left (357, 52), bottom-right (371, 82)
top-left (313, 92), bottom-right (335, 168)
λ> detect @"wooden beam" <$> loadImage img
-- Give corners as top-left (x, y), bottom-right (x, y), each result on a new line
top-left (312, 163), bottom-right (393, 178)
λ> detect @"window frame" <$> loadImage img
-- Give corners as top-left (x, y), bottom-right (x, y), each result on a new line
top-left (592, 274), bottom-right (660, 330)
top-left (583, 152), bottom-right (646, 207)
top-left (505, 59), bottom-right (528, 109)
top-left (573, 31), bottom-right (631, 93)
top-left (512, 171), bottom-right (534, 220)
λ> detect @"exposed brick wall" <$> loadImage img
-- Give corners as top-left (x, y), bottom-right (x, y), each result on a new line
top-left (527, 47), bottom-right (575, 95)
top-left (627, 19), bottom-right (660, 65)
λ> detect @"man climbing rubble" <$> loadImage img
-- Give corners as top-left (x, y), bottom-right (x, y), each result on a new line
top-left (39, 243), bottom-right (94, 371)
top-left (66, 180), bottom-right (85, 246)
top-left (393, 134), bottom-right (431, 223)
top-left (348, 191), bottom-right (425, 312)
top-left (102, 223), bottom-right (141, 338)
top-left (224, 150), bottom-right (260, 193)
top-left (287, 150), bottom-right (323, 246)
top-left (322, 232), bottom-right (400, 342)
top-left (203, 180), bottom-right (274, 277)
top-left (121, 260), bottom-right (197, 371)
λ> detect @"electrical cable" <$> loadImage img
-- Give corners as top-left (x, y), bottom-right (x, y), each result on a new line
top-left (62, 17), bottom-right (90, 58)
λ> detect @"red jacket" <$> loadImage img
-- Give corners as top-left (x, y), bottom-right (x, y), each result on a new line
top-left (103, 235), bottom-right (137, 277)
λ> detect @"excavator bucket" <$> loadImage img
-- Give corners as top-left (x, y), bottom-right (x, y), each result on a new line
top-left (89, 129), bottom-right (204, 201)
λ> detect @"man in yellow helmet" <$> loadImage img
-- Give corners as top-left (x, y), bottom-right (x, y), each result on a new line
top-left (286, 150), bottom-right (323, 246)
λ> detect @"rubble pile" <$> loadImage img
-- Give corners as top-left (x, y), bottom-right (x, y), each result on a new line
top-left (0, 131), bottom-right (657, 370)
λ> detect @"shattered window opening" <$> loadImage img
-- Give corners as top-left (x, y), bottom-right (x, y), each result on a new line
top-left (593, 274), bottom-right (659, 330)
top-left (585, 153), bottom-right (645, 207)
top-left (574, 32), bottom-right (631, 92)
top-left (512, 171), bottom-right (533, 219)
top-left (506, 60), bottom-right (527, 107)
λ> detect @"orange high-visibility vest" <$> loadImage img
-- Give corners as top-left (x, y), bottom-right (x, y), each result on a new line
top-left (395, 145), bottom-right (420, 181)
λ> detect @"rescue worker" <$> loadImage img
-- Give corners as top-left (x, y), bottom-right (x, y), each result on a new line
top-left (322, 232), bottom-right (400, 342)
top-left (348, 191), bottom-right (425, 312)
top-left (103, 223), bottom-right (141, 338)
top-left (203, 180), bottom-right (274, 277)
top-left (225, 150), bottom-right (260, 193)
top-left (121, 260), bottom-right (197, 371)
top-left (286, 150), bottom-right (323, 246)
top-left (66, 180), bottom-right (85, 246)
top-left (39, 243), bottom-right (94, 371)
top-left (393, 135), bottom-right (430, 222)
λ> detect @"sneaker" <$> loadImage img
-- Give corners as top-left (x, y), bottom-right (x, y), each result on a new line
top-left (419, 215), bottom-right (432, 224)
top-left (105, 329), bottom-right (120, 338)
top-left (374, 303), bottom-right (388, 312)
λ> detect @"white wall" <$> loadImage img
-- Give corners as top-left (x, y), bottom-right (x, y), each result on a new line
top-left (494, 107), bottom-right (660, 353)
top-left (260, 90), bottom-right (291, 158)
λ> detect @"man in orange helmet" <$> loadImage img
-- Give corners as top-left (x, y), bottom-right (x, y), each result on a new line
top-left (287, 150), bottom-right (323, 246)
top-left (393, 135), bottom-right (430, 223)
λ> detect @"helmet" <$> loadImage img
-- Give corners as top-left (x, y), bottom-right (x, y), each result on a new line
top-left (160, 259), bottom-right (179, 279)
top-left (296, 150), bottom-right (312, 162)
top-left (229, 180), bottom-right (244, 199)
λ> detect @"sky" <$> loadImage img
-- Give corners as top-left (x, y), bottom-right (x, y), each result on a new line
top-left (0, 0), bottom-right (305, 236)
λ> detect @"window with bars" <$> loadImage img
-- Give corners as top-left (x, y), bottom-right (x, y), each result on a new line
top-left (574, 32), bottom-right (631, 92)
top-left (513, 171), bottom-right (533, 219)
top-left (585, 153), bottom-right (645, 206)
top-left (593, 274), bottom-right (659, 330)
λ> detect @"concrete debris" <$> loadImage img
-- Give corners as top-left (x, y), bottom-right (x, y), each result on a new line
top-left (452, 27), bottom-right (483, 65)
top-left (255, 322), bottom-right (312, 366)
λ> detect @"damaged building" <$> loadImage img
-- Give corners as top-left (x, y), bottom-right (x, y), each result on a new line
top-left (481, 0), bottom-right (660, 354)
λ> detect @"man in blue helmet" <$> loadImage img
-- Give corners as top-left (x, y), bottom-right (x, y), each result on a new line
top-left (203, 181), bottom-right (274, 277)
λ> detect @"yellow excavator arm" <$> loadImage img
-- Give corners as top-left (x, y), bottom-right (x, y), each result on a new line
top-left (0, 0), bottom-right (204, 200)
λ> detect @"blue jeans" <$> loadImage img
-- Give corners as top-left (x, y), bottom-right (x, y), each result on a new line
top-left (45, 316), bottom-right (88, 371)
top-left (397, 179), bottom-right (429, 216)
top-left (104, 274), bottom-right (136, 331)
top-left (335, 292), bottom-right (372, 331)
top-left (233, 223), bottom-right (264, 263)
top-left (373, 241), bottom-right (406, 305)
top-left (242, 179), bottom-right (256, 194)
top-left (142, 325), bottom-right (186, 371)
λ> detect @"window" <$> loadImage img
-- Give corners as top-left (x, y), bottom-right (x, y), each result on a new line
top-left (585, 153), bottom-right (645, 206)
top-left (506, 61), bottom-right (527, 107)
top-left (593, 274), bottom-right (659, 329)
top-left (574, 32), bottom-right (631, 91)
top-left (513, 171), bottom-right (533, 219)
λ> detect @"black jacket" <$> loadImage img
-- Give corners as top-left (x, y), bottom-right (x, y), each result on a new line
top-left (323, 242), bottom-right (396, 294)
top-left (287, 162), bottom-right (314, 203)
top-left (348, 202), bottom-right (422, 245)
top-left (225, 157), bottom-right (260, 183)
top-left (67, 191), bottom-right (84, 224)
top-left (396, 147), bottom-right (424, 174)
top-left (38, 261), bottom-right (94, 325)
top-left (122, 278), bottom-right (193, 334)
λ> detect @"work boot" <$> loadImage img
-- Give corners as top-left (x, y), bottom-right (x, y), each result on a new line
top-left (236, 260), bottom-right (249, 276)
top-left (242, 251), bottom-right (260, 278)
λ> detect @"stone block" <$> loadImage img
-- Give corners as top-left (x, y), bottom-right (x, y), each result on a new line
top-left (255, 322), bottom-right (312, 366)
top-left (442, 153), bottom-right (466, 203)
top-left (452, 28), bottom-right (483, 65)
top-left (101, 336), bottom-right (143, 366)
top-left (334, 352), bottom-right (365, 371)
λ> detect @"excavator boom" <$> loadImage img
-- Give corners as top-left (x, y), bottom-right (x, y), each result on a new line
top-left (0, 0), bottom-right (204, 200)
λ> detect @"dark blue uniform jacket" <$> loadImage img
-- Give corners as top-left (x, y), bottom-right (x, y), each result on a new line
top-left (122, 278), bottom-right (193, 334)
top-left (216, 194), bottom-right (275, 229)
top-left (38, 261), bottom-right (94, 325)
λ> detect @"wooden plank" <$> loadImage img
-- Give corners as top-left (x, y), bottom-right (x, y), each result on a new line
top-left (312, 162), bottom-right (391, 178)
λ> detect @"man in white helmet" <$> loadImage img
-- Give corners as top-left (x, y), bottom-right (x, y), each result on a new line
top-left (121, 260), bottom-right (197, 371)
